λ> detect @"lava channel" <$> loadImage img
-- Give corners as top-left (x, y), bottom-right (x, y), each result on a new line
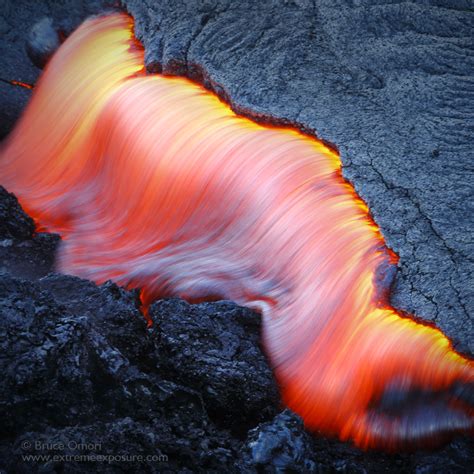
top-left (0, 13), bottom-right (472, 451)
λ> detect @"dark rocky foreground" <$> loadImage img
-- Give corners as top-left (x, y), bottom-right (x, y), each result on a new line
top-left (0, 0), bottom-right (473, 472)
top-left (0, 186), bottom-right (472, 473)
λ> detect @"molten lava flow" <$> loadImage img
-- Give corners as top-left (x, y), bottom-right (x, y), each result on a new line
top-left (2, 79), bottom-right (35, 90)
top-left (1, 13), bottom-right (472, 451)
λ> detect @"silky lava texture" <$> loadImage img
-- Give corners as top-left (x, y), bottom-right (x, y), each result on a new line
top-left (1, 14), bottom-right (472, 451)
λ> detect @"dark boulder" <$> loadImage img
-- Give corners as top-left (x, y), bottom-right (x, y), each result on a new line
top-left (0, 186), bottom-right (35, 240)
top-left (26, 17), bottom-right (61, 69)
top-left (149, 298), bottom-right (280, 434)
top-left (0, 187), bottom-right (59, 280)
top-left (238, 410), bottom-right (318, 473)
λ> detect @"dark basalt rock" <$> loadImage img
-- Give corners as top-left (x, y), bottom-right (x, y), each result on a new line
top-left (149, 298), bottom-right (280, 434)
top-left (0, 271), bottom-right (242, 472)
top-left (38, 274), bottom-right (153, 370)
top-left (0, 275), bottom-right (97, 437)
top-left (0, 186), bottom-right (35, 240)
top-left (0, 186), bottom-right (60, 280)
top-left (239, 410), bottom-right (318, 472)
top-left (0, 231), bottom-right (60, 280)
top-left (26, 17), bottom-right (61, 69)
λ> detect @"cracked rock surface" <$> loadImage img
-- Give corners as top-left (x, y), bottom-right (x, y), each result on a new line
top-left (123, 0), bottom-right (474, 354)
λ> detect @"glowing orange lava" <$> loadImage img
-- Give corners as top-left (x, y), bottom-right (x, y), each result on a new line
top-left (0, 79), bottom-right (34, 90)
top-left (9, 80), bottom-right (34, 89)
top-left (1, 14), bottom-right (472, 451)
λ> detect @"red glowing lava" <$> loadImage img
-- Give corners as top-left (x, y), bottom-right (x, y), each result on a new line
top-left (0, 79), bottom-right (34, 90)
top-left (0, 14), bottom-right (472, 451)
top-left (9, 80), bottom-right (34, 89)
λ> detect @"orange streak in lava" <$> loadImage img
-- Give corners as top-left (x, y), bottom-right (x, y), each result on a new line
top-left (0, 14), bottom-right (472, 451)
top-left (9, 80), bottom-right (34, 89)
